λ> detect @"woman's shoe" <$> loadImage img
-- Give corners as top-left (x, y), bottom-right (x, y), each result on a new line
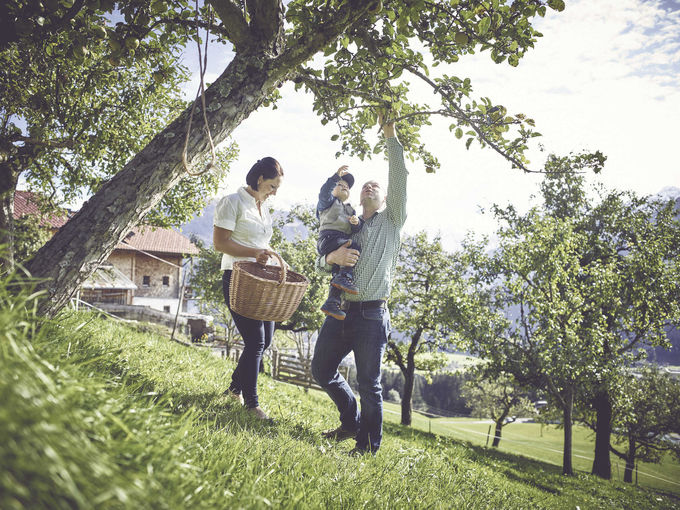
top-left (224, 389), bottom-right (244, 406)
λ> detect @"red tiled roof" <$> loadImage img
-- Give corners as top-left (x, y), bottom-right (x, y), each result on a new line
top-left (13, 190), bottom-right (71, 229)
top-left (13, 190), bottom-right (199, 257)
top-left (116, 225), bottom-right (200, 256)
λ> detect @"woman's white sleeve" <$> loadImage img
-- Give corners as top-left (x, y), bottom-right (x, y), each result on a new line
top-left (213, 195), bottom-right (238, 231)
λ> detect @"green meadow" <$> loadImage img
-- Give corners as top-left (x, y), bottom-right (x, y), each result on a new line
top-left (2, 310), bottom-right (679, 509)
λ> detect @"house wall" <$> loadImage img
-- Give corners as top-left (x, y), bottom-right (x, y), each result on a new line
top-left (109, 251), bottom-right (182, 299)
top-left (107, 251), bottom-right (134, 279)
top-left (132, 296), bottom-right (182, 315)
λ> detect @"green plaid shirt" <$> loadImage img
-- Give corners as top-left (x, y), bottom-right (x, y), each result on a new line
top-left (318, 137), bottom-right (408, 301)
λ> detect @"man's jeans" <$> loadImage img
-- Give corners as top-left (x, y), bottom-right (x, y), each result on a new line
top-left (311, 303), bottom-right (390, 453)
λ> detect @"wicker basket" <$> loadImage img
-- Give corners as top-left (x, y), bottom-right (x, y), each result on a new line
top-left (229, 252), bottom-right (309, 322)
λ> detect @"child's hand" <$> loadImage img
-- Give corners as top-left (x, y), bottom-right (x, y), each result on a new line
top-left (336, 165), bottom-right (349, 177)
top-left (349, 215), bottom-right (359, 225)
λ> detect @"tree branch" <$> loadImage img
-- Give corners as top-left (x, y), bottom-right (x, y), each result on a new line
top-left (209, 0), bottom-right (252, 50)
top-left (245, 0), bottom-right (285, 54)
top-left (405, 64), bottom-right (538, 173)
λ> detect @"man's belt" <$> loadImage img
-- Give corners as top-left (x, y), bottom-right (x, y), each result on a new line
top-left (341, 300), bottom-right (386, 311)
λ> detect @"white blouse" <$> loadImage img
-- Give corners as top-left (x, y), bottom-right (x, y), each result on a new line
top-left (213, 187), bottom-right (274, 270)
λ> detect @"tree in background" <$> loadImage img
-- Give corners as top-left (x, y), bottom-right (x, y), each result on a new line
top-left (269, 205), bottom-right (331, 361)
top-left (539, 164), bottom-right (680, 480)
top-left (387, 231), bottom-right (463, 426)
top-left (1, 0), bottom-right (239, 269)
top-left (456, 200), bottom-right (604, 475)
top-left (609, 366), bottom-right (680, 483)
top-left (455, 155), bottom-right (680, 476)
top-left (188, 237), bottom-right (242, 353)
top-left (12, 216), bottom-right (51, 266)
top-left (12, 1), bottom-right (597, 316)
top-left (461, 368), bottom-right (533, 447)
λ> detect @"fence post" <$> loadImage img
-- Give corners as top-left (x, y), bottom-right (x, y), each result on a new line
top-left (485, 425), bottom-right (491, 447)
top-left (272, 349), bottom-right (279, 379)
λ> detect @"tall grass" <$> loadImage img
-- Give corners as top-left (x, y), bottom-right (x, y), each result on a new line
top-left (1, 273), bottom-right (678, 509)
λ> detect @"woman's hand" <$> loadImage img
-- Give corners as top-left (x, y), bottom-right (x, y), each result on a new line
top-left (254, 249), bottom-right (273, 265)
top-left (326, 241), bottom-right (359, 267)
top-left (336, 164), bottom-right (349, 177)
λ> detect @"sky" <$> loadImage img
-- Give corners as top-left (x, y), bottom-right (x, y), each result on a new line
top-left (179, 0), bottom-right (680, 251)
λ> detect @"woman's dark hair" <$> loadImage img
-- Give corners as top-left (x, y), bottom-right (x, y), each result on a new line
top-left (246, 157), bottom-right (284, 190)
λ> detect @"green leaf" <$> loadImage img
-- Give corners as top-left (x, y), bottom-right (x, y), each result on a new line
top-left (466, 137), bottom-right (474, 150)
top-left (477, 17), bottom-right (491, 36)
top-left (331, 134), bottom-right (339, 141)
top-left (455, 127), bottom-right (463, 139)
top-left (547, 0), bottom-right (565, 12)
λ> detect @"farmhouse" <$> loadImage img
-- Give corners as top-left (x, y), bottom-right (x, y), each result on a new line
top-left (13, 190), bottom-right (199, 315)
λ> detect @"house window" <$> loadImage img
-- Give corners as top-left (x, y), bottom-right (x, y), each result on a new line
top-left (162, 276), bottom-right (170, 286)
top-left (143, 275), bottom-right (150, 286)
top-left (163, 305), bottom-right (171, 313)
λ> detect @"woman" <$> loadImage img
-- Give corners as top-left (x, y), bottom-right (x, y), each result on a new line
top-left (213, 157), bottom-right (284, 420)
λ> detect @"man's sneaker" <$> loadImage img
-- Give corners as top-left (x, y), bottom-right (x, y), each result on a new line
top-left (331, 274), bottom-right (359, 295)
top-left (224, 389), bottom-right (244, 406)
top-left (321, 299), bottom-right (346, 320)
top-left (321, 426), bottom-right (356, 442)
top-left (247, 406), bottom-right (272, 421)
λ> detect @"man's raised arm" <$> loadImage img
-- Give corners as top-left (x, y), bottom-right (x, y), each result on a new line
top-left (382, 119), bottom-right (408, 227)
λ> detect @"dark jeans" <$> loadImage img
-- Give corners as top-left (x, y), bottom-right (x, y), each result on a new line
top-left (311, 302), bottom-right (390, 453)
top-left (318, 230), bottom-right (361, 302)
top-left (222, 270), bottom-right (274, 409)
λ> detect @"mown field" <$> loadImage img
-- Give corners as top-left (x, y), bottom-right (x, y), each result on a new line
top-left (2, 308), bottom-right (679, 509)
top-left (379, 404), bottom-right (680, 495)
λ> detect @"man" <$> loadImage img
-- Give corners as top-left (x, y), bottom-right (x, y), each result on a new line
top-left (311, 116), bottom-right (407, 454)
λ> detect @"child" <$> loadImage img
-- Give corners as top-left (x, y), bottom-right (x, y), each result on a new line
top-left (316, 165), bottom-right (363, 320)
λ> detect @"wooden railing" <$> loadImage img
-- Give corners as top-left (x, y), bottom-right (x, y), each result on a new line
top-left (218, 343), bottom-right (351, 391)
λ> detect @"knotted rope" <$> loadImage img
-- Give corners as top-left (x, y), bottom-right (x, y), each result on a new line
top-left (182, 0), bottom-right (218, 177)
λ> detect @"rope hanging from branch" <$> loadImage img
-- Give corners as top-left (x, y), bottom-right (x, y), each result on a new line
top-left (182, 0), bottom-right (218, 177)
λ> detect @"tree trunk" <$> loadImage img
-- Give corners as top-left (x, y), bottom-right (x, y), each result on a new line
top-left (27, 53), bottom-right (290, 315)
top-left (623, 436), bottom-right (636, 483)
top-left (0, 164), bottom-right (18, 271)
top-left (401, 364), bottom-right (415, 426)
top-left (591, 389), bottom-right (613, 479)
top-left (562, 387), bottom-right (574, 475)
top-left (492, 419), bottom-right (504, 447)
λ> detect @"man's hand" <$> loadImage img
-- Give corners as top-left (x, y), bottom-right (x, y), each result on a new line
top-left (326, 241), bottom-right (359, 267)
top-left (336, 164), bottom-right (349, 177)
top-left (349, 215), bottom-right (359, 225)
top-left (377, 111), bottom-right (395, 139)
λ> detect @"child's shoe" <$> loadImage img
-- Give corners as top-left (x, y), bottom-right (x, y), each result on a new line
top-left (331, 273), bottom-right (359, 295)
top-left (321, 299), bottom-right (346, 320)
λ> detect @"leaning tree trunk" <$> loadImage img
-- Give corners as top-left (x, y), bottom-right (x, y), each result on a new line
top-left (26, 0), bottom-right (374, 317)
top-left (562, 387), bottom-right (574, 476)
top-left (591, 389), bottom-right (613, 479)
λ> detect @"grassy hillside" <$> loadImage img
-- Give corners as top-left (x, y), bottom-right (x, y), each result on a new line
top-left (2, 311), bottom-right (679, 509)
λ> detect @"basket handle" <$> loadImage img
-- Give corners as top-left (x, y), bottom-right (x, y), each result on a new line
top-left (269, 251), bottom-right (287, 286)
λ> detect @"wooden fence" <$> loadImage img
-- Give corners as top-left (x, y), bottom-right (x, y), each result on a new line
top-left (217, 343), bottom-right (350, 391)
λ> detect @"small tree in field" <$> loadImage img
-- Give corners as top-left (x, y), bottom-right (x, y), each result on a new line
top-left (611, 366), bottom-right (680, 483)
top-left (609, 366), bottom-right (680, 483)
top-left (462, 368), bottom-right (533, 447)
top-left (387, 231), bottom-right (463, 426)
